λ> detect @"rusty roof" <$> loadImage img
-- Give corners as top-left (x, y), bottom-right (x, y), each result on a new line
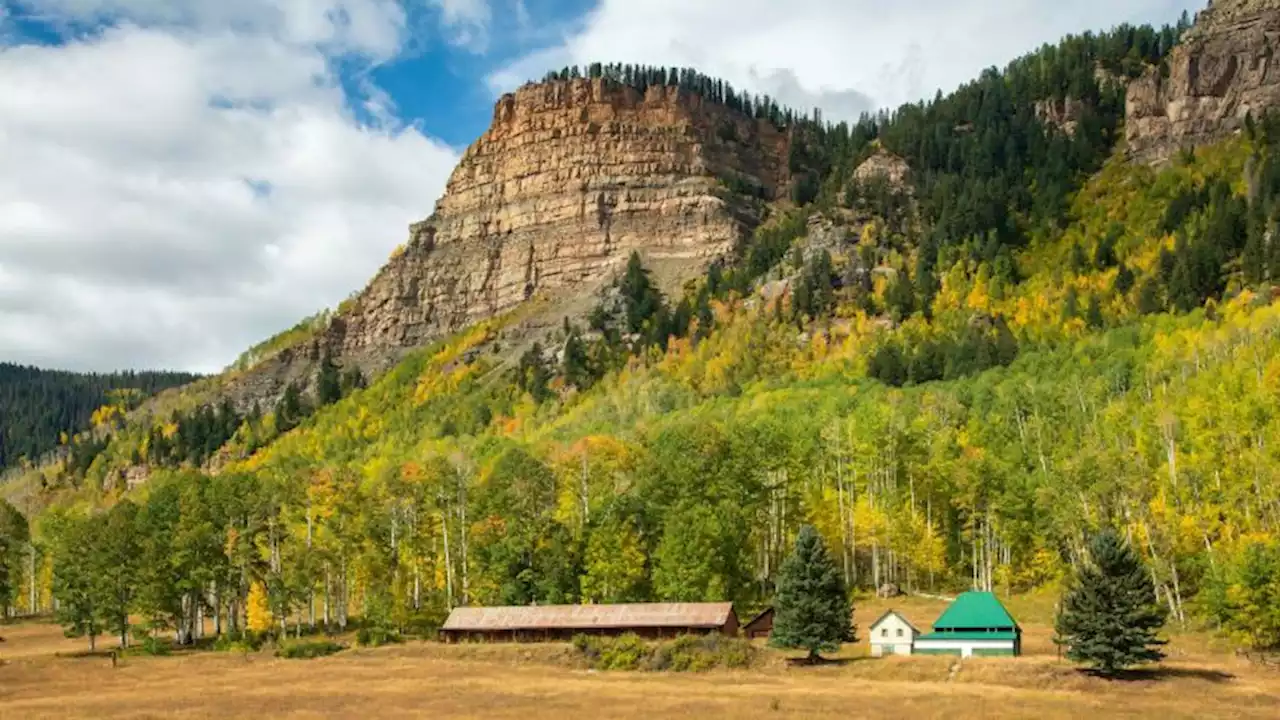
top-left (441, 603), bottom-right (736, 632)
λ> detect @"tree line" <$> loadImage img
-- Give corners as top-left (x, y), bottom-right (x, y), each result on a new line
top-left (0, 363), bottom-right (198, 471)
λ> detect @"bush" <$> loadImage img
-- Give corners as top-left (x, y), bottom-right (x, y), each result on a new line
top-left (213, 631), bottom-right (264, 653)
top-left (137, 635), bottom-right (171, 656)
top-left (275, 639), bottom-right (345, 659)
top-left (356, 626), bottom-right (404, 648)
top-left (571, 633), bottom-right (758, 672)
top-left (599, 632), bottom-right (648, 670)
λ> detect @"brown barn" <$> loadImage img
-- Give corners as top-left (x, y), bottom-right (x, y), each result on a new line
top-left (439, 603), bottom-right (739, 643)
top-left (742, 607), bottom-right (774, 639)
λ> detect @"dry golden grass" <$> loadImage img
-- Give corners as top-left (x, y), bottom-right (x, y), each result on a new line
top-left (2, 599), bottom-right (1277, 719)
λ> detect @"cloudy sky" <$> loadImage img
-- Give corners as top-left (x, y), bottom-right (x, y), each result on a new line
top-left (0, 0), bottom-right (1201, 374)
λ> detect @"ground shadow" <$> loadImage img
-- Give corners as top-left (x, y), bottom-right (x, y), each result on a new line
top-left (783, 655), bottom-right (872, 667)
top-left (1079, 666), bottom-right (1236, 683)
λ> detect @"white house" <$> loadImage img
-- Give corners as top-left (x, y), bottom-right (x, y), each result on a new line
top-left (868, 609), bottom-right (920, 657)
top-left (912, 591), bottom-right (1022, 658)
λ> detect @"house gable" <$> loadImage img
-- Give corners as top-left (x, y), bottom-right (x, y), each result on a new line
top-left (869, 610), bottom-right (919, 645)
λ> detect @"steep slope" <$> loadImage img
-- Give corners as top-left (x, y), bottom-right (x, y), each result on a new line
top-left (0, 363), bottom-right (199, 471)
top-left (223, 77), bottom-right (790, 410)
top-left (1127, 0), bottom-right (1280, 163)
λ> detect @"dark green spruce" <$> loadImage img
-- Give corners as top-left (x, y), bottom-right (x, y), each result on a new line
top-left (1055, 529), bottom-right (1168, 675)
top-left (769, 525), bottom-right (852, 662)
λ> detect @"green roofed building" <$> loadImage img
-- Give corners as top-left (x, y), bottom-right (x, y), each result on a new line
top-left (912, 591), bottom-right (1021, 657)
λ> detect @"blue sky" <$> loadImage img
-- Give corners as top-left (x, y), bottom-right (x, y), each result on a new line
top-left (0, 0), bottom-right (1203, 373)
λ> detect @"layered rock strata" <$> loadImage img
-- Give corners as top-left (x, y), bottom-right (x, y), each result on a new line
top-left (1127, 0), bottom-right (1280, 164)
top-left (224, 77), bottom-right (790, 407)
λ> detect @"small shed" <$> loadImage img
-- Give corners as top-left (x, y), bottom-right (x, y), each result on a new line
top-left (913, 591), bottom-right (1021, 657)
top-left (439, 602), bottom-right (739, 643)
top-left (742, 607), bottom-right (774, 639)
top-left (869, 609), bottom-right (919, 656)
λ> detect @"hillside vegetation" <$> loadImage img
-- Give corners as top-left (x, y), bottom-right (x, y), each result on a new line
top-left (5, 12), bottom-right (1280, 661)
top-left (0, 364), bottom-right (199, 472)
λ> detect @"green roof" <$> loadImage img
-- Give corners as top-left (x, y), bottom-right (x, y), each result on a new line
top-left (931, 592), bottom-right (1019, 631)
top-left (918, 631), bottom-right (1019, 641)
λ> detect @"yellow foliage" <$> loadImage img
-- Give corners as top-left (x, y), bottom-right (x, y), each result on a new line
top-left (246, 581), bottom-right (274, 632)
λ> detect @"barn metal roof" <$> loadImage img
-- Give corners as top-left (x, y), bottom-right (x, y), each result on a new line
top-left (930, 592), bottom-right (1019, 631)
top-left (441, 603), bottom-right (736, 631)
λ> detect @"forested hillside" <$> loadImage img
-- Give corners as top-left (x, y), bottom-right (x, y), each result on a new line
top-left (6, 10), bottom-right (1280, 658)
top-left (0, 364), bottom-right (199, 471)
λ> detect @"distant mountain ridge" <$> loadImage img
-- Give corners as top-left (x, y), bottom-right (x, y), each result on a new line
top-left (0, 362), bottom-right (199, 471)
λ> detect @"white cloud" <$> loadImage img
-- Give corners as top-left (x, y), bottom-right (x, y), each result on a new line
top-left (424, 0), bottom-right (490, 51)
top-left (490, 0), bottom-right (1203, 120)
top-left (0, 4), bottom-right (460, 373)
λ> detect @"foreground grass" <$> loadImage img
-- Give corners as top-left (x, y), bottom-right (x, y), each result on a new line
top-left (1, 599), bottom-right (1277, 719)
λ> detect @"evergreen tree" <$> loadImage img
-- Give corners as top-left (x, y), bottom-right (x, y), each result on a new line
top-left (1136, 279), bottom-right (1163, 315)
top-left (316, 352), bottom-right (342, 406)
top-left (770, 525), bottom-right (853, 662)
top-left (561, 326), bottom-right (594, 390)
top-left (0, 499), bottom-right (28, 617)
top-left (1085, 295), bottom-right (1105, 328)
top-left (1069, 242), bottom-right (1088, 273)
top-left (1055, 529), bottom-right (1167, 676)
top-left (1062, 287), bottom-right (1080, 321)
top-left (1113, 263), bottom-right (1135, 295)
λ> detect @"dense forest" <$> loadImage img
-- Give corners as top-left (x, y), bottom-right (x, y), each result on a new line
top-left (0, 364), bottom-right (199, 471)
top-left (6, 9), bottom-right (1280, 659)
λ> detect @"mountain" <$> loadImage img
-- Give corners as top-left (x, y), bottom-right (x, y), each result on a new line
top-left (0, 363), bottom-right (199, 472)
top-left (214, 74), bottom-right (792, 413)
top-left (8, 2), bottom-right (1280, 656)
top-left (1127, 0), bottom-right (1280, 164)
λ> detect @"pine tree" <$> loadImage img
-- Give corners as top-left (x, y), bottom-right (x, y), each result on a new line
top-left (1054, 529), bottom-right (1167, 676)
top-left (316, 352), bottom-right (342, 406)
top-left (1085, 295), bottom-right (1105, 328)
top-left (1113, 263), bottom-right (1135, 295)
top-left (770, 525), bottom-right (853, 662)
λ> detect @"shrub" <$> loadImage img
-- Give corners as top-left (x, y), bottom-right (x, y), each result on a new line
top-left (356, 626), bottom-right (404, 648)
top-left (213, 631), bottom-right (263, 653)
top-left (275, 639), bottom-right (345, 659)
top-left (571, 633), bottom-right (758, 672)
top-left (598, 632), bottom-right (648, 670)
top-left (137, 635), bottom-right (171, 656)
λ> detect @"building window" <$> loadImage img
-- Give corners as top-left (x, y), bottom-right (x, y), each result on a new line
top-left (881, 628), bottom-right (888, 637)
top-left (896, 628), bottom-right (903, 637)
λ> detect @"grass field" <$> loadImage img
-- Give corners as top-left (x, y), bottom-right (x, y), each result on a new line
top-left (2, 596), bottom-right (1277, 719)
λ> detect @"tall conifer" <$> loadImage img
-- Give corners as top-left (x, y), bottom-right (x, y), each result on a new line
top-left (1055, 529), bottom-right (1167, 675)
top-left (770, 525), bottom-right (852, 662)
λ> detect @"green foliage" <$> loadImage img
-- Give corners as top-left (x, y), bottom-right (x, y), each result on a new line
top-left (0, 499), bottom-right (28, 616)
top-left (1201, 540), bottom-right (1280, 654)
top-left (137, 634), bottom-right (172, 656)
top-left (356, 625), bottom-right (404, 647)
top-left (571, 632), bottom-right (757, 671)
top-left (1055, 529), bottom-right (1167, 675)
top-left (0, 363), bottom-right (197, 470)
top-left (276, 639), bottom-right (345, 659)
top-left (770, 526), bottom-right (852, 660)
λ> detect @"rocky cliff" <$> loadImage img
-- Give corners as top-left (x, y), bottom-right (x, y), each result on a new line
top-left (1127, 0), bottom-right (1280, 164)
top-left (222, 77), bottom-right (790, 408)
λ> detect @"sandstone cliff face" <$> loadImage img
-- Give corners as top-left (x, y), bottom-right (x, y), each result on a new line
top-left (853, 147), bottom-right (912, 191)
top-left (1127, 0), bottom-right (1280, 164)
top-left (223, 78), bottom-right (790, 408)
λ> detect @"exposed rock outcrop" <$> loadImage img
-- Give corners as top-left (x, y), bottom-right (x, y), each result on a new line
top-left (221, 78), bottom-right (790, 409)
top-left (1126, 0), bottom-right (1280, 164)
top-left (853, 147), bottom-right (912, 191)
top-left (1035, 96), bottom-right (1087, 136)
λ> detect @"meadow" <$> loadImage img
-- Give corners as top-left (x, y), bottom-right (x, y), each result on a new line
top-left (2, 597), bottom-right (1276, 719)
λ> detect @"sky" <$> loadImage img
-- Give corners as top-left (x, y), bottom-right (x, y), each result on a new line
top-left (0, 0), bottom-right (1203, 375)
